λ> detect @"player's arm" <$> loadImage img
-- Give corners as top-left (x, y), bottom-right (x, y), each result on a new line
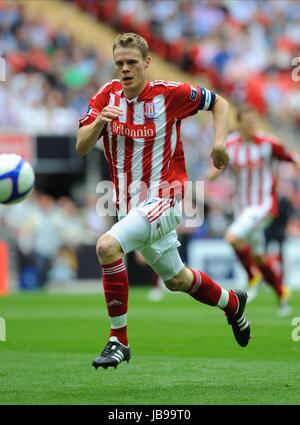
top-left (271, 140), bottom-right (300, 171)
top-left (173, 84), bottom-right (230, 169)
top-left (210, 94), bottom-right (230, 170)
top-left (76, 105), bottom-right (122, 156)
top-left (207, 166), bottom-right (223, 181)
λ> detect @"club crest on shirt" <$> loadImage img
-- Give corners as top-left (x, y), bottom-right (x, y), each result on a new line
top-left (145, 102), bottom-right (156, 119)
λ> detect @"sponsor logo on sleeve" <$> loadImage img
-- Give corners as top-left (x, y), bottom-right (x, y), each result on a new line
top-left (190, 87), bottom-right (198, 101)
top-left (87, 107), bottom-right (99, 118)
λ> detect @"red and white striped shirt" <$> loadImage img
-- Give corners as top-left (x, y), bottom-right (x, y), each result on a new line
top-left (226, 131), bottom-right (298, 216)
top-left (79, 79), bottom-right (215, 216)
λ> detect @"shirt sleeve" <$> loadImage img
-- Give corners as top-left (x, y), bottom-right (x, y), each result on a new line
top-left (271, 140), bottom-right (299, 163)
top-left (172, 84), bottom-right (216, 120)
top-left (78, 89), bottom-right (108, 128)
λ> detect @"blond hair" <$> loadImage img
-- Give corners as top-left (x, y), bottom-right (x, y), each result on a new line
top-left (113, 33), bottom-right (149, 59)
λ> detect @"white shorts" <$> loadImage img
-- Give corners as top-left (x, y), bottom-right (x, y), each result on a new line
top-left (227, 204), bottom-right (273, 255)
top-left (107, 197), bottom-right (184, 280)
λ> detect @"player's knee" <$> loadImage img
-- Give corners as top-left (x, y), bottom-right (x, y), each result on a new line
top-left (96, 234), bottom-right (122, 262)
top-left (225, 232), bottom-right (241, 248)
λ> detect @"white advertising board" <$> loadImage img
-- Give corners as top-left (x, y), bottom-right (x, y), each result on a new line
top-left (187, 238), bottom-right (300, 289)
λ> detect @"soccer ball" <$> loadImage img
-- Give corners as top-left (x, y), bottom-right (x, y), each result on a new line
top-left (0, 154), bottom-right (35, 204)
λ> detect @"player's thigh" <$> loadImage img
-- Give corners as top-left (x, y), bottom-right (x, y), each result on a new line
top-left (140, 231), bottom-right (184, 281)
top-left (227, 205), bottom-right (272, 241)
top-left (137, 198), bottom-right (182, 243)
top-left (141, 247), bottom-right (184, 281)
top-left (106, 210), bottom-right (151, 254)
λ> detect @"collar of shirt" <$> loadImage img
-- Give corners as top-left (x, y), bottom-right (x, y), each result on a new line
top-left (119, 81), bottom-right (152, 103)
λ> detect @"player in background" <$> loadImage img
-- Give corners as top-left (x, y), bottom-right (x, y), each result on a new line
top-left (76, 33), bottom-right (251, 370)
top-left (208, 106), bottom-right (300, 316)
top-left (263, 194), bottom-right (294, 296)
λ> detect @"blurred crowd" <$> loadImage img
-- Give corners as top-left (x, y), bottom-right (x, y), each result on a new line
top-left (1, 1), bottom-right (299, 133)
top-left (0, 0), bottom-right (114, 134)
top-left (0, 191), bottom-right (112, 287)
top-left (75, 0), bottom-right (300, 128)
top-left (1, 0), bottom-right (300, 287)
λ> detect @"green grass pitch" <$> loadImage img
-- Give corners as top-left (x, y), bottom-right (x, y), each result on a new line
top-left (0, 287), bottom-right (300, 405)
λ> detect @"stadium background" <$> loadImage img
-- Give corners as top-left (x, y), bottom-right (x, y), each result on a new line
top-left (1, 0), bottom-right (300, 407)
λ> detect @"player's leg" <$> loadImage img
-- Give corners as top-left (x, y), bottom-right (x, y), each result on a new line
top-left (225, 226), bottom-right (262, 289)
top-left (277, 238), bottom-right (285, 282)
top-left (142, 245), bottom-right (250, 347)
top-left (92, 211), bottom-right (151, 369)
top-left (96, 235), bottom-right (127, 344)
top-left (249, 228), bottom-right (291, 317)
top-left (134, 250), bottom-right (165, 301)
top-left (139, 198), bottom-right (250, 346)
top-left (225, 208), bottom-right (269, 300)
top-left (225, 232), bottom-right (262, 302)
top-left (225, 232), bottom-right (260, 282)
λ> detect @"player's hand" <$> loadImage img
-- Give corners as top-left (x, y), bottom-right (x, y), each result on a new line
top-left (99, 106), bottom-right (123, 123)
top-left (211, 144), bottom-right (229, 169)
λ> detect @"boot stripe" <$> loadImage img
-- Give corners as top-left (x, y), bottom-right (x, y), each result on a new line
top-left (238, 317), bottom-right (246, 327)
top-left (111, 354), bottom-right (122, 362)
top-left (240, 321), bottom-right (249, 331)
top-left (237, 315), bottom-right (245, 324)
top-left (113, 352), bottom-right (123, 360)
top-left (118, 350), bottom-right (124, 359)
